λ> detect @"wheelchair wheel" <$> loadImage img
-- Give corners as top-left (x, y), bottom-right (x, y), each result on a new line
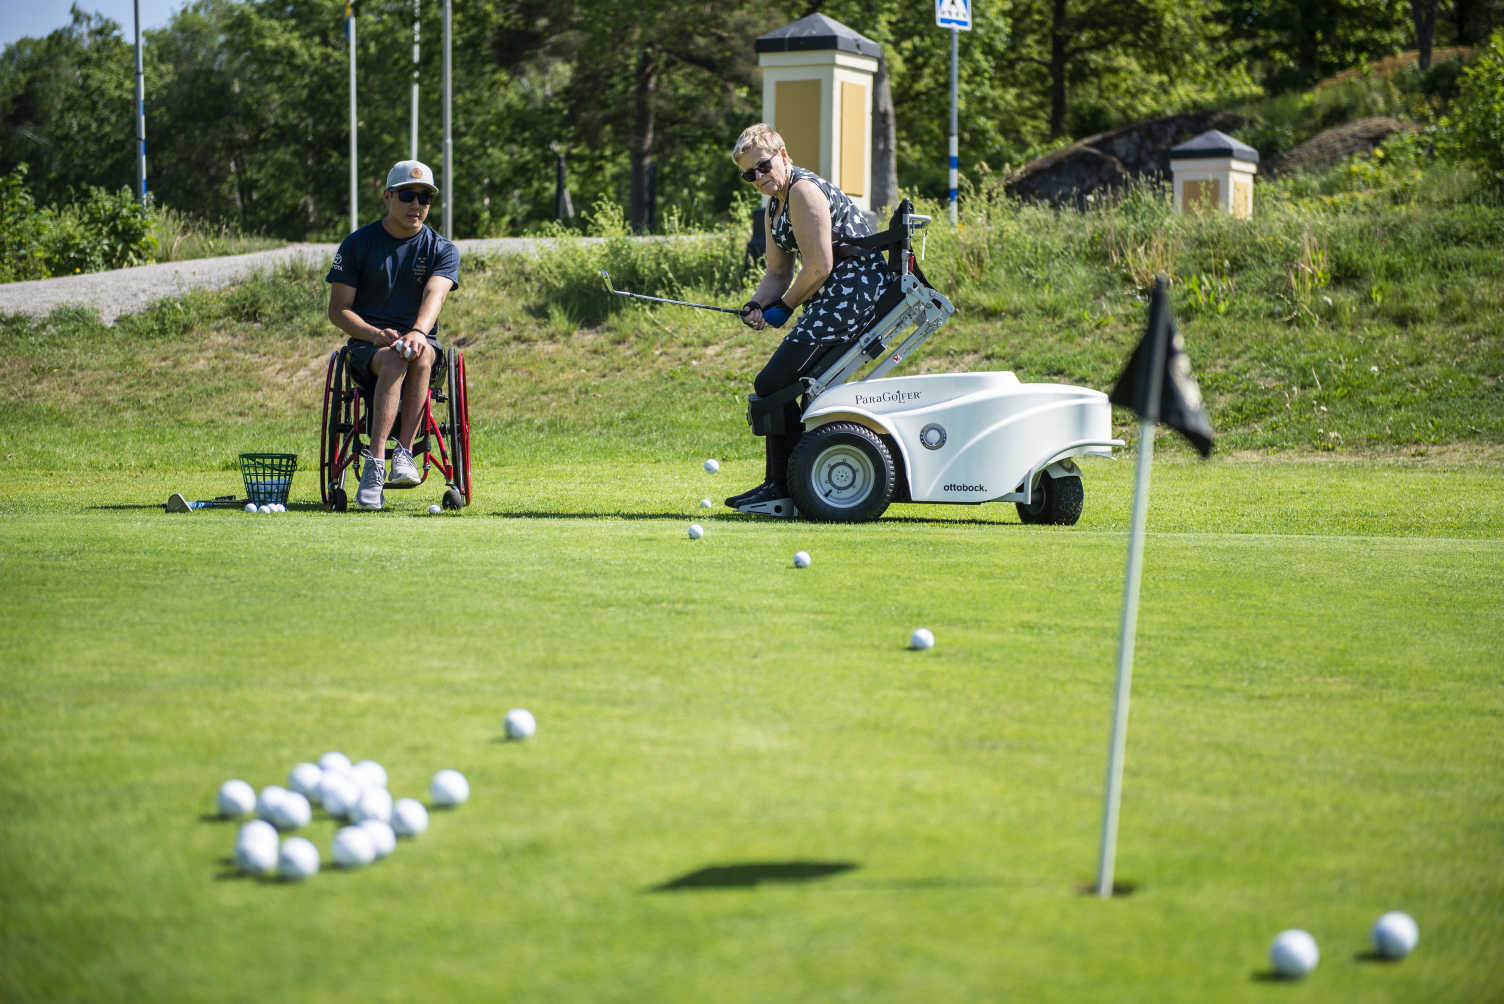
top-left (444, 349), bottom-right (471, 506)
top-left (788, 422), bottom-right (896, 523)
top-left (1016, 470), bottom-right (1084, 526)
top-left (320, 349), bottom-right (347, 509)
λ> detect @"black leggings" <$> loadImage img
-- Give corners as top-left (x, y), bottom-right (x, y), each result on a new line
top-left (753, 337), bottom-right (838, 487)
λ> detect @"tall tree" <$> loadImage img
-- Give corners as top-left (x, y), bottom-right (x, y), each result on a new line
top-left (1218, 0), bottom-right (1410, 92)
top-left (1413, 0), bottom-right (1440, 69)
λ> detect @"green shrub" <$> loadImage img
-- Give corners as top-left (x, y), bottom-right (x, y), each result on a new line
top-left (0, 166), bottom-right (48, 283)
top-left (0, 165), bottom-right (158, 281)
top-left (1441, 31), bottom-right (1504, 199)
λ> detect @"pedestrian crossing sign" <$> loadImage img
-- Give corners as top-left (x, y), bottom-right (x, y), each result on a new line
top-left (936, 0), bottom-right (972, 30)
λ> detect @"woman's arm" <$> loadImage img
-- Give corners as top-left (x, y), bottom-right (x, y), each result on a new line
top-left (780, 183), bottom-right (833, 308)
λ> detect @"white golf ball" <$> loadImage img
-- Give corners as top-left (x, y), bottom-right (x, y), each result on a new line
top-left (278, 836), bottom-right (320, 880)
top-left (699, 498), bottom-right (712, 509)
top-left (244, 503), bottom-right (257, 513)
top-left (910, 627), bottom-right (935, 650)
top-left (358, 819), bottom-right (397, 860)
top-left (429, 503), bottom-right (442, 514)
top-left (503, 708), bottom-right (536, 740)
top-left (256, 785), bottom-right (289, 822)
top-left (216, 778), bottom-right (256, 818)
top-left (1371, 911), bottom-right (1419, 959)
top-left (704, 458), bottom-right (719, 473)
top-left (234, 820), bottom-right (279, 876)
top-left (331, 825), bottom-right (376, 869)
top-left (352, 759), bottom-right (388, 790)
top-left (318, 773), bottom-right (362, 821)
top-left (353, 786), bottom-right (394, 825)
top-left (391, 797), bottom-right (429, 837)
top-left (318, 751), bottom-right (352, 773)
top-left (257, 504), bottom-right (272, 514)
top-left (273, 791), bottom-right (312, 830)
top-left (287, 762), bottom-right (323, 800)
top-left (430, 769), bottom-right (469, 808)
top-left (688, 523), bottom-right (704, 540)
top-left (1269, 929), bottom-right (1320, 978)
top-left (793, 550), bottom-right (811, 568)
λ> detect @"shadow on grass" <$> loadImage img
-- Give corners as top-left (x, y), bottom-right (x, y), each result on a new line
top-left (649, 860), bottom-right (858, 892)
top-left (484, 510), bottom-right (1018, 526)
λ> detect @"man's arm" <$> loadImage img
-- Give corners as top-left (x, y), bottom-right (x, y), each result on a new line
top-left (328, 282), bottom-right (400, 347)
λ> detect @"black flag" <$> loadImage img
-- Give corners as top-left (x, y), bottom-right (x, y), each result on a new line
top-left (1109, 277), bottom-right (1214, 457)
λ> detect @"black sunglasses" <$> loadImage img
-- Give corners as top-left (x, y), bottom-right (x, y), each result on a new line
top-left (740, 158), bottom-right (775, 183)
top-left (392, 188), bottom-right (433, 205)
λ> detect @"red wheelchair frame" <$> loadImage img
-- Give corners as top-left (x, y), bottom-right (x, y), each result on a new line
top-left (319, 344), bottom-right (472, 511)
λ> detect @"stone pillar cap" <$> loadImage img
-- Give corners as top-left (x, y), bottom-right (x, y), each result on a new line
top-left (755, 13), bottom-right (882, 59)
top-left (1170, 130), bottom-right (1259, 164)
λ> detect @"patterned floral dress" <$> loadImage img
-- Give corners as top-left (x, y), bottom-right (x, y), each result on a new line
top-left (767, 167), bottom-right (890, 345)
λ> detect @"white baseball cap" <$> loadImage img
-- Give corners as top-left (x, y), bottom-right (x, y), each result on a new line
top-left (385, 159), bottom-right (438, 192)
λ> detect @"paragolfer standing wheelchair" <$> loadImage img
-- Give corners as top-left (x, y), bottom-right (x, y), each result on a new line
top-left (319, 344), bottom-right (472, 511)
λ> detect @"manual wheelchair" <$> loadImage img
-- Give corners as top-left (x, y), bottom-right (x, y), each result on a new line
top-left (319, 343), bottom-right (472, 511)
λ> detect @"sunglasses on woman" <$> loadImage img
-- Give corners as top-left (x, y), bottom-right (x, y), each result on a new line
top-left (392, 188), bottom-right (433, 205)
top-left (740, 158), bottom-right (775, 183)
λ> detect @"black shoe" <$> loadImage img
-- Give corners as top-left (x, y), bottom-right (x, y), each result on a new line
top-left (735, 483), bottom-right (789, 508)
top-left (725, 482), bottom-right (772, 508)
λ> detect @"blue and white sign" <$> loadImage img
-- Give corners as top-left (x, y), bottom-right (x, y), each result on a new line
top-left (936, 0), bottom-right (972, 30)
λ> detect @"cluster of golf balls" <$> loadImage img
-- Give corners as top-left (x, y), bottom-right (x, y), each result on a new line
top-left (1268, 911), bottom-right (1419, 978)
top-left (219, 751), bottom-right (464, 882)
top-left (244, 502), bottom-right (287, 514)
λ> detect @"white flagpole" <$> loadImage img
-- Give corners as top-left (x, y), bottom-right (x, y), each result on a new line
top-left (347, 2), bottom-right (358, 233)
top-left (1096, 417), bottom-right (1156, 897)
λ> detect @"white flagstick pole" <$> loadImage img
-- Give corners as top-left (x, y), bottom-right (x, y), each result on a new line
top-left (1096, 416), bottom-right (1156, 897)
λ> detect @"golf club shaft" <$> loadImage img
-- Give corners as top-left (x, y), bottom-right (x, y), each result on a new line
top-left (600, 270), bottom-right (744, 315)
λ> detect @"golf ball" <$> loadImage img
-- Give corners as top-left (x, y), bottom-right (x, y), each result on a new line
top-left (504, 708), bottom-right (536, 740)
top-left (234, 820), bottom-right (279, 876)
top-left (257, 504), bottom-right (272, 515)
top-left (358, 819), bottom-right (397, 859)
top-left (688, 523), bottom-right (704, 540)
top-left (244, 503), bottom-right (257, 513)
top-left (216, 778), bottom-right (257, 818)
top-left (353, 786), bottom-right (394, 825)
top-left (1371, 911), bottom-right (1419, 959)
top-left (391, 797), bottom-right (429, 837)
top-left (272, 791), bottom-right (312, 830)
top-left (704, 458), bottom-right (719, 473)
top-left (793, 550), bottom-right (811, 568)
top-left (910, 627), bottom-right (935, 650)
top-left (318, 751), bottom-right (352, 773)
top-left (429, 503), bottom-right (442, 514)
top-left (1269, 929), bottom-right (1319, 978)
top-left (256, 785), bottom-right (289, 822)
top-left (430, 769), bottom-right (469, 808)
top-left (318, 773), bottom-right (362, 821)
top-left (331, 825), bottom-right (376, 869)
top-left (287, 762), bottom-right (323, 800)
top-left (352, 759), bottom-right (388, 790)
top-left (278, 837), bottom-right (320, 880)
top-left (700, 498), bottom-right (712, 509)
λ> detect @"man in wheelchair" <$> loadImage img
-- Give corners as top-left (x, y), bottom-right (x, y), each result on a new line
top-left (325, 159), bottom-right (460, 510)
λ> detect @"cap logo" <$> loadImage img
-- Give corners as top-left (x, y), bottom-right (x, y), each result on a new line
top-left (410, 167), bottom-right (424, 179)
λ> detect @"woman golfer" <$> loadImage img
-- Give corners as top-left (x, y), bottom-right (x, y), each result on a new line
top-left (726, 123), bottom-right (892, 512)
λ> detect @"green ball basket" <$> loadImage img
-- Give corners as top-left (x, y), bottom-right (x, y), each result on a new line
top-left (239, 452), bottom-right (298, 505)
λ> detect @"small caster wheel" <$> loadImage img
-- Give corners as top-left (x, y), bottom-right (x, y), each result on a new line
top-left (330, 487), bottom-right (348, 512)
top-left (441, 488), bottom-right (464, 510)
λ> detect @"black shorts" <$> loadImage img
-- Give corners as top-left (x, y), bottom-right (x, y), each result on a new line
top-left (344, 335), bottom-right (443, 390)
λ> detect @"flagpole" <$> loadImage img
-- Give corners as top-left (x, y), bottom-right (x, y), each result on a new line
top-left (1096, 416), bottom-right (1156, 897)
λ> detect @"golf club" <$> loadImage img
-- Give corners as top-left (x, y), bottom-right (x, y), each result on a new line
top-left (600, 270), bottom-right (747, 316)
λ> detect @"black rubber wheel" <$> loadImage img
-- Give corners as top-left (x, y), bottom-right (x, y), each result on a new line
top-left (1016, 472), bottom-right (1084, 526)
top-left (441, 488), bottom-right (464, 510)
top-left (788, 422), bottom-right (896, 523)
top-left (330, 487), bottom-right (348, 512)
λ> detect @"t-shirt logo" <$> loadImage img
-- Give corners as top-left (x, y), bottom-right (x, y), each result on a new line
top-left (414, 253), bottom-right (430, 282)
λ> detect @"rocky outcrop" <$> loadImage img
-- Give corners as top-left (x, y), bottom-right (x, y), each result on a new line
top-left (1261, 117), bottom-right (1413, 177)
top-left (1003, 111), bottom-right (1250, 207)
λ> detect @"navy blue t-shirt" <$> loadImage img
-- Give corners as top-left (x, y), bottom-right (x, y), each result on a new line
top-left (325, 222), bottom-right (460, 335)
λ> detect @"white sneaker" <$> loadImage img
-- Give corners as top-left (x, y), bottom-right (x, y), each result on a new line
top-left (388, 444), bottom-right (421, 487)
top-left (356, 453), bottom-right (385, 509)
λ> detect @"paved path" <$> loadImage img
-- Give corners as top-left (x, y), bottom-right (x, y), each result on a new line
top-left (0, 237), bottom-right (552, 325)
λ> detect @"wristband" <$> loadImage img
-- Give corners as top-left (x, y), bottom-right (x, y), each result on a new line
top-left (761, 298), bottom-right (793, 328)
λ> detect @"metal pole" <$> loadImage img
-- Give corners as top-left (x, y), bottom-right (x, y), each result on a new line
top-left (948, 26), bottom-right (958, 227)
top-left (410, 0), bottom-right (420, 160)
top-left (347, 3), bottom-right (358, 232)
top-left (442, 0), bottom-right (452, 236)
top-left (134, 0), bottom-right (147, 203)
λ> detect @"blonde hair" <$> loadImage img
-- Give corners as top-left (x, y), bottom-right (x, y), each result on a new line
top-left (732, 123), bottom-right (784, 163)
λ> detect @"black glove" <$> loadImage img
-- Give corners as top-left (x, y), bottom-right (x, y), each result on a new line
top-left (740, 300), bottom-right (760, 328)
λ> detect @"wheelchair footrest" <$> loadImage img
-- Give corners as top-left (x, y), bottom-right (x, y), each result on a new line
top-left (736, 496), bottom-right (798, 519)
